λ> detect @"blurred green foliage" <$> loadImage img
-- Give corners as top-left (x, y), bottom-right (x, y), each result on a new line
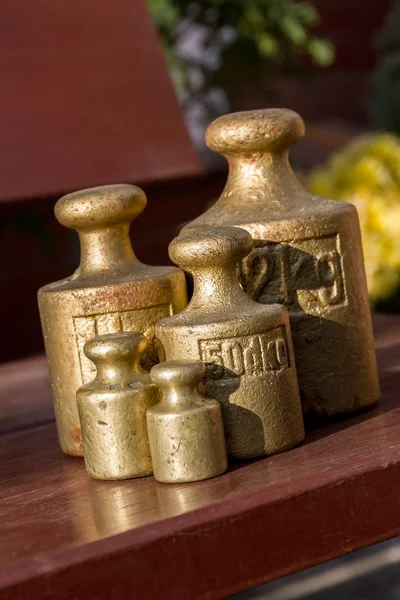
top-left (370, 1), bottom-right (400, 133)
top-left (307, 134), bottom-right (400, 310)
top-left (147, 0), bottom-right (334, 103)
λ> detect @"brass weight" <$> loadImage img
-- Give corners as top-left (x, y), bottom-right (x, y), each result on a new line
top-left (156, 227), bottom-right (305, 460)
top-left (183, 109), bottom-right (380, 418)
top-left (77, 332), bottom-right (158, 480)
top-left (38, 184), bottom-right (187, 456)
top-left (147, 360), bottom-right (228, 483)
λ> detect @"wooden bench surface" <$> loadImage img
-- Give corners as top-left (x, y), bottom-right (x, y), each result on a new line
top-left (1, 315), bottom-right (400, 599)
top-left (0, 0), bottom-right (201, 202)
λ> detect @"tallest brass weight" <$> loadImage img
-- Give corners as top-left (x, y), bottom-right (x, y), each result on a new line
top-left (184, 109), bottom-right (379, 417)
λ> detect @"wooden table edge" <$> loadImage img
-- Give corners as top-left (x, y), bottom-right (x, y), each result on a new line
top-left (2, 447), bottom-right (400, 599)
top-left (1, 314), bottom-right (400, 599)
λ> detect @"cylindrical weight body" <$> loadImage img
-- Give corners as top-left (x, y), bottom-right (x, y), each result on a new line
top-left (38, 185), bottom-right (187, 456)
top-left (76, 332), bottom-right (159, 479)
top-left (147, 399), bottom-right (226, 483)
top-left (238, 207), bottom-right (378, 416)
top-left (78, 385), bottom-right (158, 480)
top-left (40, 273), bottom-right (185, 456)
top-left (147, 360), bottom-right (228, 483)
top-left (183, 109), bottom-right (379, 418)
top-left (157, 308), bottom-right (303, 459)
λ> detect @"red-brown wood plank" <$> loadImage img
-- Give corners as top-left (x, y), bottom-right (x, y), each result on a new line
top-left (0, 316), bottom-right (399, 599)
top-left (0, 171), bottom-right (221, 363)
top-left (0, 356), bottom-right (52, 434)
top-left (0, 0), bottom-right (201, 202)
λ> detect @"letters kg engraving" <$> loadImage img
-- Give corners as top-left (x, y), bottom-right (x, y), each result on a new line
top-left (74, 304), bottom-right (171, 384)
top-left (238, 234), bottom-right (346, 312)
top-left (199, 327), bottom-right (289, 380)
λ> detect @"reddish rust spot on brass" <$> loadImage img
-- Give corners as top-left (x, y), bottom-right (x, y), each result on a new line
top-left (70, 425), bottom-right (83, 455)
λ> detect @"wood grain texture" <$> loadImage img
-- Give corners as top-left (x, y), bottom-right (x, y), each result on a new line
top-left (0, 0), bottom-right (201, 201)
top-left (0, 315), bottom-right (400, 599)
top-left (0, 356), bottom-right (53, 434)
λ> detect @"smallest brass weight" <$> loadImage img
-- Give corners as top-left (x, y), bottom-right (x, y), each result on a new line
top-left (147, 361), bottom-right (228, 483)
top-left (77, 332), bottom-right (159, 480)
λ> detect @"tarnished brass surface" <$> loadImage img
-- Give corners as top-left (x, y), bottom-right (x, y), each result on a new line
top-left (147, 360), bottom-right (227, 482)
top-left (183, 109), bottom-right (380, 418)
top-left (156, 227), bottom-right (304, 459)
top-left (77, 332), bottom-right (158, 480)
top-left (38, 184), bottom-right (187, 456)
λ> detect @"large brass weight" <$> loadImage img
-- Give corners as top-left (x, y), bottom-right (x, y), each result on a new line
top-left (183, 109), bottom-right (380, 418)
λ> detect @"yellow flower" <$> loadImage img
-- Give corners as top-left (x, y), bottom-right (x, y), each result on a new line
top-left (307, 134), bottom-right (400, 303)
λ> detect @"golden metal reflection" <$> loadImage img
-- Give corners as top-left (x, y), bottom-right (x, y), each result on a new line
top-left (38, 184), bottom-right (187, 456)
top-left (77, 332), bottom-right (159, 480)
top-left (154, 475), bottom-right (236, 520)
top-left (184, 108), bottom-right (380, 418)
top-left (147, 360), bottom-right (228, 483)
top-left (156, 226), bottom-right (305, 459)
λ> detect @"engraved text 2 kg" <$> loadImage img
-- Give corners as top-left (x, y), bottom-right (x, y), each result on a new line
top-left (239, 235), bottom-right (346, 312)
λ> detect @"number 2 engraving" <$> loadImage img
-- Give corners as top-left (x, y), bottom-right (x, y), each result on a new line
top-left (239, 248), bottom-right (272, 300)
top-left (239, 235), bottom-right (346, 310)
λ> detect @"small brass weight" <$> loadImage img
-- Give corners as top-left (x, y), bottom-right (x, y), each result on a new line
top-left (38, 184), bottom-right (187, 456)
top-left (183, 108), bottom-right (380, 418)
top-left (147, 361), bottom-right (228, 483)
top-left (156, 226), bottom-right (305, 459)
top-left (77, 332), bottom-right (158, 480)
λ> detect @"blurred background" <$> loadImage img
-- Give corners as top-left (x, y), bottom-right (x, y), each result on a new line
top-left (1, 0), bottom-right (400, 364)
top-left (2, 2), bottom-right (400, 598)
